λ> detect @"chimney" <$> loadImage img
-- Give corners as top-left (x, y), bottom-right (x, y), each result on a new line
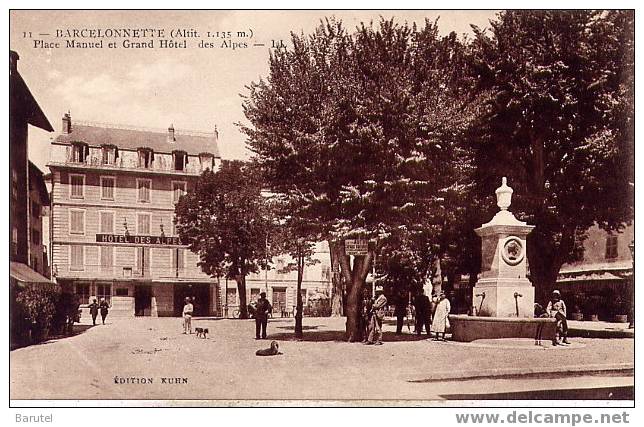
top-left (62, 112), bottom-right (72, 134)
top-left (167, 124), bottom-right (175, 143)
top-left (9, 50), bottom-right (19, 75)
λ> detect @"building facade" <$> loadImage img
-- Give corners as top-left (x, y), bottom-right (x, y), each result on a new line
top-left (9, 50), bottom-right (55, 286)
top-left (221, 242), bottom-right (333, 317)
top-left (48, 115), bottom-right (222, 317)
top-left (557, 223), bottom-right (634, 298)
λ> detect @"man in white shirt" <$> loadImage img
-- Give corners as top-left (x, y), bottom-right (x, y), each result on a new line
top-left (182, 297), bottom-right (194, 334)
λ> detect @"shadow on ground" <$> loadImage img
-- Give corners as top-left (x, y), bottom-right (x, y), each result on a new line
top-left (440, 386), bottom-right (633, 400)
top-left (11, 323), bottom-right (98, 351)
top-left (267, 329), bottom-right (430, 342)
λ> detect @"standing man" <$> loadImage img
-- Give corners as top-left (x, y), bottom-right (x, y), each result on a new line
top-left (413, 289), bottom-right (431, 336)
top-left (361, 292), bottom-right (374, 343)
top-left (88, 299), bottom-right (99, 326)
top-left (99, 298), bottom-right (110, 325)
top-left (366, 292), bottom-right (387, 345)
top-left (182, 297), bottom-right (193, 334)
top-left (546, 290), bottom-right (570, 345)
top-left (394, 294), bottom-right (408, 335)
top-left (255, 292), bottom-right (272, 339)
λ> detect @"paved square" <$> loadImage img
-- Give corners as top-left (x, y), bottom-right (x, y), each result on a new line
top-left (10, 316), bottom-right (634, 402)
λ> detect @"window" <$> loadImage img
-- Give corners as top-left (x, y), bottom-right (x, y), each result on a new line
top-left (606, 235), bottom-right (619, 259)
top-left (136, 247), bottom-right (151, 275)
top-left (100, 246), bottom-right (113, 270)
top-left (226, 288), bottom-right (237, 306)
top-left (171, 248), bottom-right (185, 270)
top-left (99, 211), bottom-right (114, 233)
top-left (31, 228), bottom-right (40, 245)
top-left (102, 146), bottom-right (117, 165)
top-left (11, 169), bottom-right (18, 200)
top-left (96, 284), bottom-right (111, 305)
top-left (321, 264), bottom-right (331, 282)
top-left (173, 151), bottom-right (187, 171)
top-left (69, 209), bottom-right (85, 235)
top-left (137, 213), bottom-right (151, 235)
top-left (137, 179), bottom-right (151, 203)
top-left (76, 283), bottom-right (90, 304)
top-left (11, 227), bottom-right (18, 256)
top-left (101, 177), bottom-right (115, 200)
top-left (70, 174), bottom-right (85, 199)
top-left (272, 287), bottom-right (287, 312)
top-left (115, 288), bottom-right (129, 296)
top-left (199, 153), bottom-right (213, 171)
top-left (138, 149), bottom-right (153, 168)
top-left (172, 181), bottom-right (186, 203)
top-left (31, 201), bottom-right (40, 217)
top-left (71, 143), bottom-right (88, 163)
top-left (70, 245), bottom-right (84, 271)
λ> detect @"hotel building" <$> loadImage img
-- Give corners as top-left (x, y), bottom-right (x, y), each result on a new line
top-left (48, 114), bottom-right (222, 317)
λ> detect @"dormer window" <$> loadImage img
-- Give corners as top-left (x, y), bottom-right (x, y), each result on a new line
top-left (102, 145), bottom-right (118, 165)
top-left (71, 142), bottom-right (88, 163)
top-left (138, 148), bottom-right (154, 169)
top-left (199, 153), bottom-right (213, 171)
top-left (173, 150), bottom-right (187, 171)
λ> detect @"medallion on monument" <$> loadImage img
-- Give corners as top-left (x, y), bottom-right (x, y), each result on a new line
top-left (501, 236), bottom-right (524, 266)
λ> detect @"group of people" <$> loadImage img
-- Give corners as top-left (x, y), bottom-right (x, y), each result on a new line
top-left (394, 289), bottom-right (451, 341)
top-left (88, 298), bottom-right (110, 326)
top-left (362, 289), bottom-right (452, 345)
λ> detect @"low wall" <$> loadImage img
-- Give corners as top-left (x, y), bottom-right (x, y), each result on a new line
top-left (449, 315), bottom-right (557, 342)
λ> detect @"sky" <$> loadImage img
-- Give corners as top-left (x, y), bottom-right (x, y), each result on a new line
top-left (10, 10), bottom-right (498, 173)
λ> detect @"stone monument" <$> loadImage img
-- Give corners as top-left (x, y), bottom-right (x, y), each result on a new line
top-left (473, 177), bottom-right (535, 317)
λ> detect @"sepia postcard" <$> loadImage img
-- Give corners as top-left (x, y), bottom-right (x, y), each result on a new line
top-left (8, 9), bottom-right (635, 410)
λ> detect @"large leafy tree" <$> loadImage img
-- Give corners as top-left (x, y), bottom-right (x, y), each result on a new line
top-left (241, 18), bottom-right (481, 340)
top-left (468, 10), bottom-right (634, 301)
top-left (174, 161), bottom-right (272, 319)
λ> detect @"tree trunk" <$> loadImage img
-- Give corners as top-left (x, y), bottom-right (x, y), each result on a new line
top-left (339, 250), bottom-right (374, 342)
top-left (329, 240), bottom-right (344, 317)
top-left (235, 275), bottom-right (249, 319)
top-left (295, 254), bottom-right (304, 339)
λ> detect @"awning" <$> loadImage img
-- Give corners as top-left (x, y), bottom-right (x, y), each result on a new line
top-left (10, 262), bottom-right (54, 284)
top-left (557, 271), bottom-right (625, 283)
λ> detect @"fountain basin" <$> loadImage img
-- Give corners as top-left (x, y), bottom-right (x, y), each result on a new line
top-left (449, 315), bottom-right (557, 342)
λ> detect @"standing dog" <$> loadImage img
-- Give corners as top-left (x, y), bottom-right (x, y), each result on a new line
top-left (195, 327), bottom-right (209, 339)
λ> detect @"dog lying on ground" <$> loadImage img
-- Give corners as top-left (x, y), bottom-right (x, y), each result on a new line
top-left (195, 327), bottom-right (209, 339)
top-left (256, 340), bottom-right (281, 356)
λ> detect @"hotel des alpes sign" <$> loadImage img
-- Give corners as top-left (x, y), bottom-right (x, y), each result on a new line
top-left (48, 114), bottom-right (222, 318)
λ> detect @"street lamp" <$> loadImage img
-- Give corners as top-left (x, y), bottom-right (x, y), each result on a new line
top-left (629, 241), bottom-right (634, 329)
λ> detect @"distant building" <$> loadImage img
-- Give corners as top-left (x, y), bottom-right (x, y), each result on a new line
top-left (222, 242), bottom-right (332, 317)
top-left (28, 161), bottom-right (50, 278)
top-left (48, 114), bottom-right (222, 317)
top-left (9, 50), bottom-right (55, 286)
top-left (557, 223), bottom-right (634, 295)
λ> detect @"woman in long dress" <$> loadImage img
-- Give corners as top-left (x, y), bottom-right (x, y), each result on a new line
top-left (431, 292), bottom-right (451, 341)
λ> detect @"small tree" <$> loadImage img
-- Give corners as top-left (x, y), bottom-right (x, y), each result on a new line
top-left (174, 161), bottom-right (271, 319)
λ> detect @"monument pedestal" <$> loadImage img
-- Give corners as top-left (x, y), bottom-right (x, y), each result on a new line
top-left (472, 178), bottom-right (535, 318)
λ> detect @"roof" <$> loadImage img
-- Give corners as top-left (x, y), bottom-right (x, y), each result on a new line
top-left (29, 161), bottom-right (50, 205)
top-left (9, 52), bottom-right (54, 132)
top-left (53, 123), bottom-right (220, 157)
top-left (10, 262), bottom-right (53, 284)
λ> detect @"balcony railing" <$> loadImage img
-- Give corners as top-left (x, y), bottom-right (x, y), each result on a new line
top-left (53, 264), bottom-right (210, 280)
